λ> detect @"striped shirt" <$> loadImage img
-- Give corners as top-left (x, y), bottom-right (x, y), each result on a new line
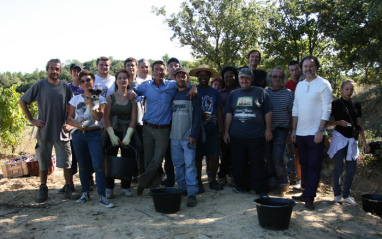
top-left (265, 87), bottom-right (294, 130)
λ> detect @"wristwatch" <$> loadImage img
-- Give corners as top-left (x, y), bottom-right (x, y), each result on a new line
top-left (318, 127), bottom-right (324, 132)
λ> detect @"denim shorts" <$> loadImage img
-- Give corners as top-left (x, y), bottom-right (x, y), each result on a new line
top-left (35, 140), bottom-right (72, 170)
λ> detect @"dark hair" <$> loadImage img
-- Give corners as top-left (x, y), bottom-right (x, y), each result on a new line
top-left (114, 69), bottom-right (131, 90)
top-left (96, 56), bottom-right (110, 65)
top-left (152, 60), bottom-right (167, 70)
top-left (220, 66), bottom-right (239, 84)
top-left (267, 67), bottom-right (286, 86)
top-left (79, 70), bottom-right (95, 81)
top-left (300, 55), bottom-right (320, 70)
top-left (288, 60), bottom-right (299, 67)
top-left (247, 50), bottom-right (261, 61)
top-left (124, 57), bottom-right (138, 68)
top-left (46, 59), bottom-right (61, 71)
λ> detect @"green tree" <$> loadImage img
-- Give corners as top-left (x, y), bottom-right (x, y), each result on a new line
top-left (153, 0), bottom-right (263, 71)
top-left (0, 84), bottom-right (36, 153)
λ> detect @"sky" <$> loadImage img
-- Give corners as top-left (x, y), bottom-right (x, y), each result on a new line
top-left (0, 0), bottom-right (193, 73)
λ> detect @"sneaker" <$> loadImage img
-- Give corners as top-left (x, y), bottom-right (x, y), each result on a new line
top-left (293, 180), bottom-right (302, 190)
top-left (232, 187), bottom-right (250, 194)
top-left (343, 196), bottom-right (358, 206)
top-left (218, 176), bottom-right (228, 186)
top-left (64, 184), bottom-right (74, 200)
top-left (120, 188), bottom-right (133, 197)
top-left (198, 183), bottom-right (205, 194)
top-left (292, 194), bottom-right (304, 202)
top-left (209, 180), bottom-right (224, 190)
top-left (99, 196), bottom-right (115, 208)
top-left (187, 195), bottom-right (197, 207)
top-left (76, 192), bottom-right (89, 203)
top-left (334, 196), bottom-right (342, 203)
top-left (305, 200), bottom-right (315, 210)
top-left (35, 185), bottom-right (48, 203)
top-left (58, 183), bottom-right (75, 194)
top-left (106, 189), bottom-right (114, 199)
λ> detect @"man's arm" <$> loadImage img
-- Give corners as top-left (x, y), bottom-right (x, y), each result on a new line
top-left (19, 99), bottom-right (45, 129)
top-left (265, 111), bottom-right (273, 142)
top-left (291, 116), bottom-right (298, 143)
top-left (224, 113), bottom-right (232, 144)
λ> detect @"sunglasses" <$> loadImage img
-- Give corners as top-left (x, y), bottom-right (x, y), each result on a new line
top-left (80, 78), bottom-right (92, 84)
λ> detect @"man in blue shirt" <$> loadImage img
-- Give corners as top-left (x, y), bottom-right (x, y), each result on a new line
top-left (130, 60), bottom-right (196, 195)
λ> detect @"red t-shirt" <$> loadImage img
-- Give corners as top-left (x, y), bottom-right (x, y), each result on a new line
top-left (284, 79), bottom-right (298, 92)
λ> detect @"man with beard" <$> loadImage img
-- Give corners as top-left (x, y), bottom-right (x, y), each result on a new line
top-left (291, 55), bottom-right (332, 210)
top-left (19, 59), bottom-right (73, 203)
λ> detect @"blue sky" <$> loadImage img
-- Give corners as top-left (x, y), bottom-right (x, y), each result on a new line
top-left (0, 0), bottom-right (192, 73)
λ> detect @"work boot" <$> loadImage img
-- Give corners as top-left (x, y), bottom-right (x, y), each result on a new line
top-left (36, 184), bottom-right (48, 203)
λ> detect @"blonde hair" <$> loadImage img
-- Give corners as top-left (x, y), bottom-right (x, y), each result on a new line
top-left (341, 79), bottom-right (356, 88)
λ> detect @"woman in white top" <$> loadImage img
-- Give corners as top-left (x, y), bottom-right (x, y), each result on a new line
top-left (68, 70), bottom-right (114, 208)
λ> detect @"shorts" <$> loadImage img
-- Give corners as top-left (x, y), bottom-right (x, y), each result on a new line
top-left (35, 140), bottom-right (72, 170)
top-left (196, 126), bottom-right (220, 158)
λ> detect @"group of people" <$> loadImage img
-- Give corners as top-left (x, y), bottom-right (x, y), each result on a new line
top-left (18, 51), bottom-right (370, 210)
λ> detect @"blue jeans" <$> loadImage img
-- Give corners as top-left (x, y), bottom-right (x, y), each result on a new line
top-left (265, 128), bottom-right (289, 187)
top-left (171, 139), bottom-right (198, 196)
top-left (72, 129), bottom-right (106, 197)
top-left (332, 144), bottom-right (356, 198)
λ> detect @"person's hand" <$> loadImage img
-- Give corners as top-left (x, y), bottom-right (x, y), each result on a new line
top-left (63, 124), bottom-right (73, 133)
top-left (186, 137), bottom-right (196, 145)
top-left (287, 134), bottom-right (292, 144)
top-left (127, 90), bottom-right (136, 102)
top-left (187, 85), bottom-right (198, 99)
top-left (291, 130), bottom-right (297, 143)
top-left (364, 144), bottom-right (371, 154)
top-left (106, 127), bottom-right (120, 147)
top-left (314, 130), bottom-right (324, 144)
top-left (224, 132), bottom-right (230, 144)
top-left (339, 120), bottom-right (351, 127)
top-left (122, 127), bottom-right (134, 145)
top-left (30, 119), bottom-right (45, 129)
top-left (265, 129), bottom-right (273, 142)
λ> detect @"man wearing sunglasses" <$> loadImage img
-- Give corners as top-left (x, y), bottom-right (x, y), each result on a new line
top-left (19, 59), bottom-right (73, 203)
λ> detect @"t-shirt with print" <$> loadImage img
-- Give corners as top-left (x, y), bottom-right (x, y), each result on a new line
top-left (69, 94), bottom-right (107, 128)
top-left (225, 86), bottom-right (273, 139)
top-left (21, 79), bottom-right (73, 141)
top-left (196, 85), bottom-right (221, 129)
top-left (69, 83), bottom-right (84, 96)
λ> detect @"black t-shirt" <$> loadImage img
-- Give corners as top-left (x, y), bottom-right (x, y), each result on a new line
top-left (331, 98), bottom-right (362, 138)
top-left (240, 66), bottom-right (267, 88)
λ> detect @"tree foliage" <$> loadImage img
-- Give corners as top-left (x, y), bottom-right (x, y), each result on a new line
top-left (0, 84), bottom-right (36, 153)
top-left (153, 0), bottom-right (263, 71)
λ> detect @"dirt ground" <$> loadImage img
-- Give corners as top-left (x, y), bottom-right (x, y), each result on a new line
top-left (0, 162), bottom-right (381, 239)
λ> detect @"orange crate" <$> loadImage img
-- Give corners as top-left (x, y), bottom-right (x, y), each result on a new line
top-left (1, 161), bottom-right (29, 178)
top-left (27, 156), bottom-right (56, 176)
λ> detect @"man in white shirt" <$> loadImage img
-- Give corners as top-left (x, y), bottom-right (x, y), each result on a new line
top-left (291, 55), bottom-right (332, 210)
top-left (137, 58), bottom-right (152, 82)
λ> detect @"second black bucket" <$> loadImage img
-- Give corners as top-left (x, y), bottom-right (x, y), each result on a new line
top-left (151, 188), bottom-right (182, 214)
top-left (254, 197), bottom-right (296, 230)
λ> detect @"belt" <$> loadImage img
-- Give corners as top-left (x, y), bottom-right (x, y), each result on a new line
top-left (144, 122), bottom-right (171, 129)
top-left (77, 127), bottom-right (101, 133)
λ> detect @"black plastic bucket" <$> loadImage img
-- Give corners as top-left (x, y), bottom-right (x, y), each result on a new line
top-left (151, 188), bottom-right (182, 214)
top-left (361, 194), bottom-right (382, 217)
top-left (104, 145), bottom-right (137, 179)
top-left (254, 197), bottom-right (296, 230)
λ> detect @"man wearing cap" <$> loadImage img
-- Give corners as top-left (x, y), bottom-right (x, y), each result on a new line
top-left (167, 57), bottom-right (180, 80)
top-left (244, 50), bottom-right (267, 88)
top-left (129, 60), bottom-right (197, 195)
top-left (265, 67), bottom-right (294, 196)
top-left (171, 67), bottom-right (202, 207)
top-left (224, 67), bottom-right (273, 198)
top-left (190, 65), bottom-right (224, 192)
top-left (57, 63), bottom-right (84, 196)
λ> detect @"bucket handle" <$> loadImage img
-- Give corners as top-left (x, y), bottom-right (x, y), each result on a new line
top-left (106, 145), bottom-right (138, 162)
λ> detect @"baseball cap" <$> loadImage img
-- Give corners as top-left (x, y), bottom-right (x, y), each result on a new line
top-left (167, 57), bottom-right (180, 66)
top-left (70, 63), bottom-right (84, 71)
top-left (238, 67), bottom-right (253, 79)
top-left (174, 67), bottom-right (189, 77)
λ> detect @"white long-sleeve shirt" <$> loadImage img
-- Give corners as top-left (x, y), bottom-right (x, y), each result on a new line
top-left (292, 76), bottom-right (332, 136)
